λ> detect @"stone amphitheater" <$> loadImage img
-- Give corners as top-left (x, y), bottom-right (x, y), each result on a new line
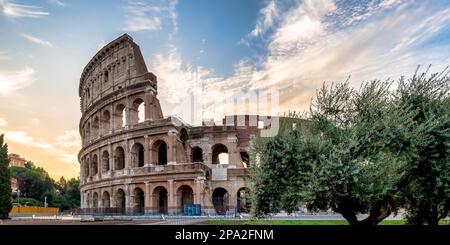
top-left (78, 34), bottom-right (272, 215)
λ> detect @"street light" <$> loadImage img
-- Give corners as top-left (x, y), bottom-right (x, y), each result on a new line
top-left (44, 196), bottom-right (48, 208)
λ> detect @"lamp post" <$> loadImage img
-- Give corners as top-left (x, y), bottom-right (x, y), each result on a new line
top-left (17, 190), bottom-right (20, 206)
top-left (44, 196), bottom-right (48, 208)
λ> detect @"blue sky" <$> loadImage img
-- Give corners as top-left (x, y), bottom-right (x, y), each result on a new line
top-left (1, 0), bottom-right (450, 178)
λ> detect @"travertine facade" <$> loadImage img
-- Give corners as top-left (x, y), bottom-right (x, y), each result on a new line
top-left (78, 34), bottom-right (265, 215)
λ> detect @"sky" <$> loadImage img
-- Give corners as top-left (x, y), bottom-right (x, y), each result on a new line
top-left (1, 0), bottom-right (450, 179)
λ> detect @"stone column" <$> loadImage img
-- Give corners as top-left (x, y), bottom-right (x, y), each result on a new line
top-left (145, 182), bottom-right (151, 213)
top-left (168, 180), bottom-right (174, 214)
top-left (109, 144), bottom-right (113, 172)
top-left (110, 104), bottom-right (115, 133)
top-left (227, 135), bottom-right (238, 168)
top-left (80, 191), bottom-right (85, 209)
top-left (125, 184), bottom-right (130, 210)
top-left (97, 148), bottom-right (101, 179)
top-left (110, 187), bottom-right (116, 208)
top-left (125, 96), bottom-right (131, 129)
top-left (194, 177), bottom-right (203, 204)
top-left (144, 90), bottom-right (152, 121)
top-left (144, 135), bottom-right (150, 165)
top-left (167, 130), bottom-right (177, 165)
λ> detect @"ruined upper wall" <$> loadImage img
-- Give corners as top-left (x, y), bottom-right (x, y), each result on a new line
top-left (78, 34), bottom-right (157, 112)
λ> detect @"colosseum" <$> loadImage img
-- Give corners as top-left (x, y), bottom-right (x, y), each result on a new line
top-left (78, 34), bottom-right (270, 215)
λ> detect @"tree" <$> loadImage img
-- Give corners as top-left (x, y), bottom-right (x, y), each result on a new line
top-left (395, 67), bottom-right (450, 225)
top-left (10, 165), bottom-right (56, 201)
top-left (57, 176), bottom-right (67, 194)
top-left (0, 134), bottom-right (12, 219)
top-left (250, 68), bottom-right (450, 225)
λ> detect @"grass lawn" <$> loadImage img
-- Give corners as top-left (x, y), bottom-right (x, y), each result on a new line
top-left (196, 220), bottom-right (450, 225)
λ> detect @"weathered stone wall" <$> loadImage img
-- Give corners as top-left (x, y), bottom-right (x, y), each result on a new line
top-left (78, 34), bottom-right (255, 215)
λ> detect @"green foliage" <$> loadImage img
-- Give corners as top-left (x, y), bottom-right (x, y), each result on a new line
top-left (0, 134), bottom-right (12, 219)
top-left (250, 67), bottom-right (450, 226)
top-left (10, 164), bottom-right (80, 211)
top-left (10, 165), bottom-right (55, 201)
top-left (12, 197), bottom-right (42, 207)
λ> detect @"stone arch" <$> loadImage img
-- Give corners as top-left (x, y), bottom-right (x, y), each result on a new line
top-left (191, 146), bottom-right (203, 163)
top-left (114, 103), bottom-right (126, 129)
top-left (153, 186), bottom-right (168, 214)
top-left (131, 143), bottom-right (145, 168)
top-left (133, 187), bottom-right (145, 214)
top-left (177, 185), bottom-right (194, 213)
top-left (116, 188), bottom-right (126, 213)
top-left (102, 191), bottom-right (111, 209)
top-left (212, 144), bottom-right (229, 164)
top-left (91, 154), bottom-right (98, 176)
top-left (92, 192), bottom-right (99, 209)
top-left (240, 151), bottom-right (250, 168)
top-left (114, 146), bottom-right (125, 170)
top-left (212, 187), bottom-right (229, 215)
top-left (102, 150), bottom-right (110, 172)
top-left (130, 98), bottom-right (145, 124)
top-left (152, 140), bottom-right (167, 165)
top-left (237, 187), bottom-right (250, 213)
top-left (102, 110), bottom-right (111, 135)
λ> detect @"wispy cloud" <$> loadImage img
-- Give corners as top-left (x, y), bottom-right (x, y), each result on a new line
top-left (1, 128), bottom-right (80, 164)
top-left (122, 0), bottom-right (177, 33)
top-left (22, 34), bottom-right (54, 48)
top-left (0, 118), bottom-right (7, 126)
top-left (153, 0), bottom-right (450, 121)
top-left (4, 130), bottom-right (50, 148)
top-left (0, 0), bottom-right (49, 18)
top-left (0, 67), bottom-right (36, 95)
top-left (0, 51), bottom-right (11, 60)
top-left (251, 0), bottom-right (278, 37)
top-left (48, 0), bottom-right (66, 7)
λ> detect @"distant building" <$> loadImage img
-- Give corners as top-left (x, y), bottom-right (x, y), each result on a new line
top-left (11, 178), bottom-right (18, 194)
top-left (8, 153), bottom-right (26, 168)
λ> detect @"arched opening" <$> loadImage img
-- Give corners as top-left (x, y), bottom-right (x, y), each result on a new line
top-left (152, 140), bottom-right (167, 165)
top-left (102, 191), bottom-right (110, 209)
top-left (114, 104), bottom-right (126, 129)
top-left (102, 151), bottom-right (110, 172)
top-left (93, 192), bottom-right (99, 209)
top-left (180, 128), bottom-right (188, 145)
top-left (177, 185), bottom-right (194, 213)
top-left (102, 110), bottom-right (111, 135)
top-left (92, 117), bottom-right (99, 138)
top-left (237, 188), bottom-right (250, 213)
top-left (153, 186), bottom-right (168, 214)
top-left (104, 70), bottom-right (109, 83)
top-left (130, 98), bottom-right (145, 124)
top-left (116, 189), bottom-right (126, 213)
top-left (212, 188), bottom-right (229, 215)
top-left (114, 146), bottom-right (125, 170)
top-left (133, 188), bottom-right (145, 214)
top-left (212, 144), bottom-right (229, 164)
top-left (240, 151), bottom-right (250, 168)
top-left (192, 146), bottom-right (203, 163)
top-left (91, 154), bottom-right (98, 176)
top-left (131, 143), bottom-right (145, 168)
